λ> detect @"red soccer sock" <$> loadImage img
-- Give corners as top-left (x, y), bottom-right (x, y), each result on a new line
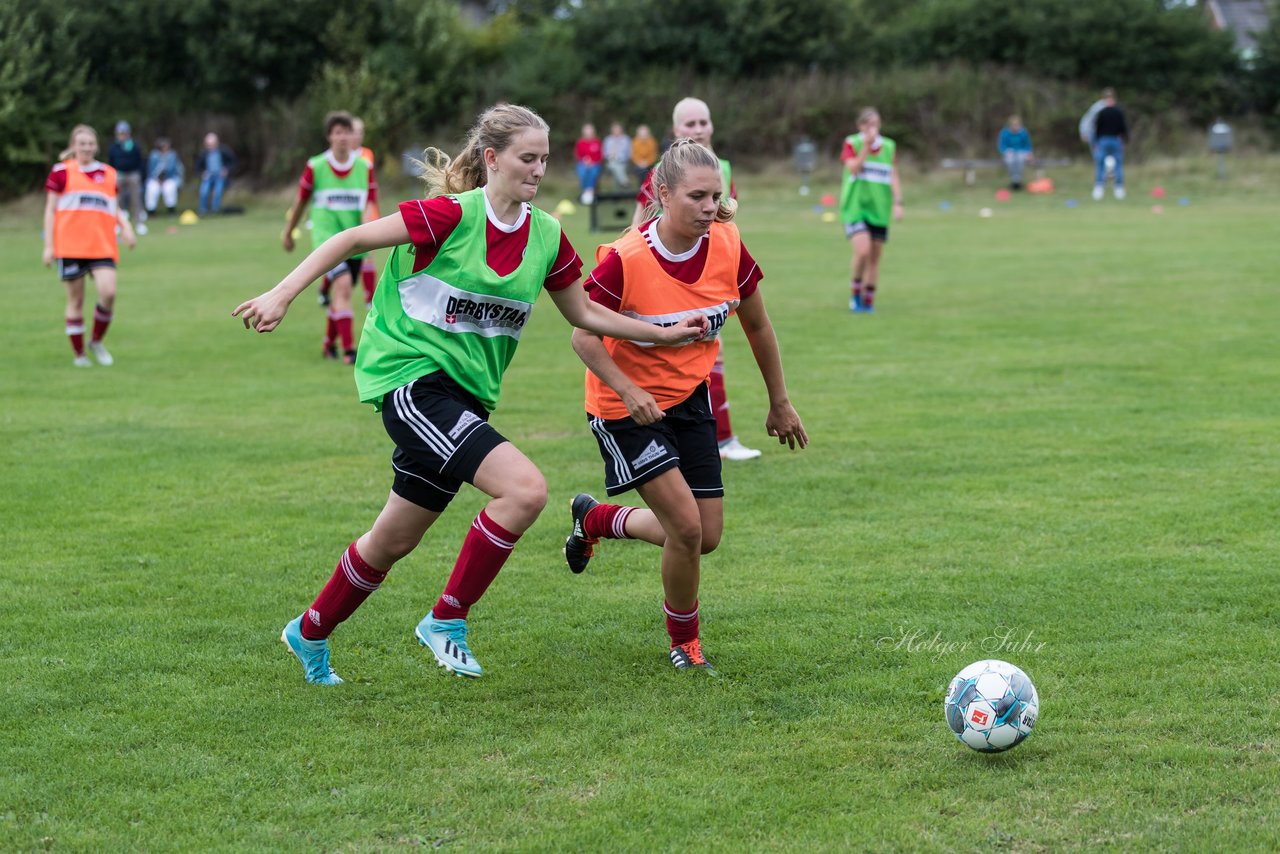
top-left (664, 600), bottom-right (700, 647)
top-left (301, 542), bottom-right (389, 640)
top-left (863, 283), bottom-right (876, 308)
top-left (361, 266), bottom-right (376, 304)
top-left (709, 362), bottom-right (732, 443)
top-left (65, 317), bottom-right (85, 356)
top-left (583, 504), bottom-right (635, 540)
top-left (318, 275), bottom-right (332, 299)
top-left (334, 311), bottom-right (354, 352)
top-left (324, 312), bottom-right (337, 348)
top-left (91, 304), bottom-right (113, 343)
top-left (431, 510), bottom-right (520, 621)
top-left (851, 279), bottom-right (863, 300)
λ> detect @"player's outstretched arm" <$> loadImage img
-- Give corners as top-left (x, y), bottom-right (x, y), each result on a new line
top-left (736, 292), bottom-right (807, 450)
top-left (571, 328), bottom-right (663, 425)
top-left (548, 285), bottom-right (707, 346)
top-left (234, 212), bottom-right (411, 333)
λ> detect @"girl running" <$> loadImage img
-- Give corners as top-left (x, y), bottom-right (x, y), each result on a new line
top-left (42, 124), bottom-right (136, 366)
top-left (840, 107), bottom-right (903, 314)
top-left (564, 139), bottom-right (807, 674)
top-left (233, 104), bottom-right (707, 685)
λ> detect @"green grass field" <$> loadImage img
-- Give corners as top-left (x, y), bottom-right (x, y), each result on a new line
top-left (2, 158), bottom-right (1278, 851)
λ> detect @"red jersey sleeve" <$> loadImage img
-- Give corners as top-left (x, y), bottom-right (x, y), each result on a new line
top-left (545, 231), bottom-right (582, 292)
top-left (840, 140), bottom-right (856, 162)
top-left (583, 250), bottom-right (625, 311)
top-left (297, 163), bottom-right (315, 204)
top-left (45, 166), bottom-right (67, 194)
top-left (399, 197), bottom-right (463, 249)
top-left (737, 240), bottom-right (763, 301)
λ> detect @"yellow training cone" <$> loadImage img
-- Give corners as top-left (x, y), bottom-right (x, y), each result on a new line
top-left (179, 210), bottom-right (199, 225)
top-left (555, 199), bottom-right (577, 216)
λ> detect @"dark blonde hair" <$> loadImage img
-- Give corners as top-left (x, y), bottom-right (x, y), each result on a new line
top-left (418, 104), bottom-right (549, 198)
top-left (59, 124), bottom-right (98, 161)
top-left (640, 138), bottom-right (737, 224)
top-left (857, 107), bottom-right (880, 126)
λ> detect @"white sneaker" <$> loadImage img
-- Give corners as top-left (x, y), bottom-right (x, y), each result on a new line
top-left (1091, 185), bottom-right (1104, 201)
top-left (719, 436), bottom-right (762, 461)
top-left (73, 355), bottom-right (92, 367)
top-left (136, 223), bottom-right (149, 236)
top-left (1113, 187), bottom-right (1126, 200)
top-left (89, 341), bottom-right (113, 366)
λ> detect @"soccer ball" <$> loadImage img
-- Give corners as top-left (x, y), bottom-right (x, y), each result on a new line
top-left (944, 659), bottom-right (1039, 752)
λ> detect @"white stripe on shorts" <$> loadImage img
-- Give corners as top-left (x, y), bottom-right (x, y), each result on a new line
top-left (393, 384), bottom-right (455, 462)
top-left (590, 416), bottom-right (632, 483)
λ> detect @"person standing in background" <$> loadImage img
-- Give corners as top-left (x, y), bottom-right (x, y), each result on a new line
top-left (196, 133), bottom-right (235, 215)
top-left (631, 124), bottom-right (658, 184)
top-left (574, 123), bottom-right (603, 205)
top-left (1091, 89), bottom-right (1128, 201)
top-left (107, 121), bottom-right (146, 235)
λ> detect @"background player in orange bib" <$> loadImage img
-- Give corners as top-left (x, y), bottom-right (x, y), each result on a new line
top-left (42, 124), bottom-right (137, 367)
top-left (565, 139), bottom-right (807, 674)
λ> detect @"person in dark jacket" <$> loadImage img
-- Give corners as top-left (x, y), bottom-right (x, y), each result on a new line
top-left (107, 121), bottom-right (146, 233)
top-left (1091, 89), bottom-right (1128, 201)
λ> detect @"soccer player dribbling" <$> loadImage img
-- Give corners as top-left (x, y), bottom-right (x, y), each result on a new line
top-left (42, 124), bottom-right (137, 367)
top-left (565, 139), bottom-right (807, 675)
top-left (283, 111), bottom-right (380, 364)
top-left (840, 107), bottom-right (904, 313)
top-left (233, 104), bottom-right (708, 685)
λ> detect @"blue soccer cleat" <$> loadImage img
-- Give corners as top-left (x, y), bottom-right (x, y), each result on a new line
top-left (415, 611), bottom-right (483, 678)
top-left (280, 614), bottom-right (343, 685)
top-left (850, 293), bottom-right (862, 312)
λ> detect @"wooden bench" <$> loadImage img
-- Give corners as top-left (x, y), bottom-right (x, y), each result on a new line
top-left (939, 157), bottom-right (1071, 185)
top-left (590, 191), bottom-right (636, 233)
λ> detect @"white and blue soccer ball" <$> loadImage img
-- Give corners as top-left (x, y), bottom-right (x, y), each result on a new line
top-left (944, 659), bottom-right (1039, 752)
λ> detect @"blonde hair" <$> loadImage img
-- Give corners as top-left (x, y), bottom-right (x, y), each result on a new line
top-left (640, 138), bottom-right (737, 224)
top-left (418, 104), bottom-right (549, 198)
top-left (59, 124), bottom-right (98, 161)
top-left (857, 107), bottom-right (880, 126)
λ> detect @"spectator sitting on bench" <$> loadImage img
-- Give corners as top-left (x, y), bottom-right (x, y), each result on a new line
top-left (998, 115), bottom-right (1034, 191)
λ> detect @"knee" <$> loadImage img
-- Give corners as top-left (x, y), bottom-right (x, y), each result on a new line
top-left (505, 468), bottom-right (548, 518)
top-left (666, 516), bottom-right (703, 555)
top-left (699, 530), bottom-right (721, 555)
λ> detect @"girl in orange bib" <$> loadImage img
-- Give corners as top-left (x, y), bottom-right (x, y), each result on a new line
top-left (42, 124), bottom-right (136, 366)
top-left (565, 139), bottom-right (807, 674)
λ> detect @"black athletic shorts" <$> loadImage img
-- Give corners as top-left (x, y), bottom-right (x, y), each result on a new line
top-left (57, 258), bottom-right (115, 281)
top-left (845, 220), bottom-right (889, 243)
top-left (381, 371), bottom-right (507, 512)
top-left (325, 257), bottom-right (362, 284)
top-left (587, 383), bottom-right (723, 498)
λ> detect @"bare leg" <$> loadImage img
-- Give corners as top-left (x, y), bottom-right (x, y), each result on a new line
top-left (355, 490), bottom-right (442, 569)
top-left (634, 471), bottom-right (724, 611)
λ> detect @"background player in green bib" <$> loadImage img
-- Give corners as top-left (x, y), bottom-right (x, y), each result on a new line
top-left (283, 111), bottom-right (379, 362)
top-left (840, 107), bottom-right (904, 314)
top-left (233, 104), bottom-right (708, 686)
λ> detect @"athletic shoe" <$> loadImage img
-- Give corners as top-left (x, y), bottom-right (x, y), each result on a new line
top-left (718, 436), bottom-right (762, 461)
top-left (88, 341), bottom-right (113, 366)
top-left (564, 492), bottom-right (600, 574)
top-left (73, 355), bottom-right (92, 368)
top-left (415, 611), bottom-right (482, 677)
top-left (343, 349), bottom-right (357, 365)
top-left (322, 343), bottom-right (338, 360)
top-left (136, 223), bottom-right (149, 236)
top-left (1114, 187), bottom-right (1126, 200)
top-left (670, 638), bottom-right (719, 675)
top-left (280, 614), bottom-right (343, 685)
top-left (1092, 185), bottom-right (1104, 201)
top-left (317, 292), bottom-right (331, 307)
top-left (850, 293), bottom-right (862, 312)
top-left (857, 303), bottom-right (876, 315)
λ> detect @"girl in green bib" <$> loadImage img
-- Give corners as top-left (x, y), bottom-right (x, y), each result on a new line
top-left (234, 104), bottom-right (708, 685)
top-left (839, 107), bottom-right (904, 313)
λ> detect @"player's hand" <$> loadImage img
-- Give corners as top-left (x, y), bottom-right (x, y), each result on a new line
top-left (621, 386), bottom-right (663, 426)
top-left (123, 225), bottom-right (137, 250)
top-left (232, 288), bottom-right (290, 333)
top-left (282, 230), bottom-right (295, 253)
top-left (893, 202), bottom-right (904, 222)
top-left (42, 246), bottom-right (54, 267)
top-left (659, 314), bottom-right (709, 346)
top-left (765, 401), bottom-right (808, 450)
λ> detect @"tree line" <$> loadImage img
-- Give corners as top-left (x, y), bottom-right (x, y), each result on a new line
top-left (3, 0), bottom-right (1275, 199)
